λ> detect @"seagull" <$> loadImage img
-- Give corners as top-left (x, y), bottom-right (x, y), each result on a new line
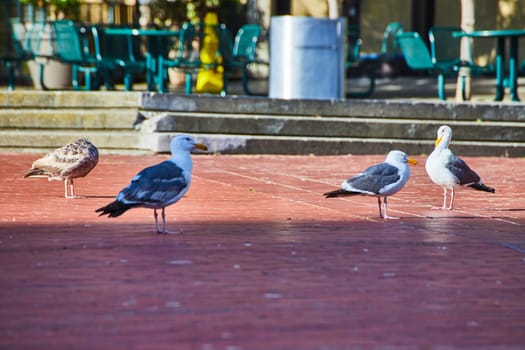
top-left (425, 125), bottom-right (495, 210)
top-left (23, 138), bottom-right (99, 198)
top-left (324, 150), bottom-right (417, 219)
top-left (95, 135), bottom-right (207, 234)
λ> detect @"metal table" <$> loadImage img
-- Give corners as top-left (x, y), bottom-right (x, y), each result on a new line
top-left (454, 29), bottom-right (525, 101)
top-left (103, 28), bottom-right (180, 91)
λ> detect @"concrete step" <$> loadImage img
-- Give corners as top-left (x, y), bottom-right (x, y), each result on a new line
top-left (142, 111), bottom-right (525, 142)
top-left (0, 109), bottom-right (139, 130)
top-left (0, 90), bottom-right (143, 153)
top-left (144, 132), bottom-right (524, 157)
top-left (0, 91), bottom-right (141, 108)
top-left (1, 90), bottom-right (524, 156)
top-left (141, 93), bottom-right (525, 122)
top-left (138, 94), bottom-right (525, 156)
top-left (0, 129), bottom-right (151, 153)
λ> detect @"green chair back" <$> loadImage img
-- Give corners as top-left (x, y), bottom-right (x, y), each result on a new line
top-left (346, 24), bottom-right (362, 66)
top-left (232, 24), bottom-right (261, 61)
top-left (428, 26), bottom-right (462, 65)
top-left (156, 22), bottom-right (199, 93)
top-left (381, 22), bottom-right (404, 55)
top-left (396, 32), bottom-right (434, 70)
top-left (51, 20), bottom-right (88, 63)
top-left (218, 24), bottom-right (235, 64)
top-left (175, 22), bottom-right (198, 62)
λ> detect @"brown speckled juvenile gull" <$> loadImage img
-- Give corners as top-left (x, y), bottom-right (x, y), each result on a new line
top-left (23, 138), bottom-right (99, 198)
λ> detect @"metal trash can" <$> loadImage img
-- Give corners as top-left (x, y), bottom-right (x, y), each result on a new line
top-left (269, 16), bottom-right (346, 100)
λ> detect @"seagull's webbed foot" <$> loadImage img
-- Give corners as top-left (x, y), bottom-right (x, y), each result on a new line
top-left (379, 196), bottom-right (400, 220)
top-left (63, 179), bottom-right (84, 198)
top-left (157, 229), bottom-right (184, 235)
top-left (431, 205), bottom-right (448, 210)
top-left (432, 188), bottom-right (454, 210)
top-left (154, 208), bottom-right (183, 234)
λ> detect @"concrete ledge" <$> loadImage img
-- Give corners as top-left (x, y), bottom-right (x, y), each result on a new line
top-left (1, 90), bottom-right (524, 156)
top-left (142, 112), bottom-right (525, 142)
top-left (138, 93), bottom-right (525, 156)
top-left (141, 93), bottom-right (525, 121)
top-left (0, 90), bottom-right (141, 108)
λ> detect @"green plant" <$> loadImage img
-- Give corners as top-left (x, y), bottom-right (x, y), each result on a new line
top-left (19, 0), bottom-right (80, 19)
top-left (46, 0), bottom-right (80, 19)
top-left (149, 0), bottom-right (245, 32)
top-left (150, 0), bottom-right (188, 28)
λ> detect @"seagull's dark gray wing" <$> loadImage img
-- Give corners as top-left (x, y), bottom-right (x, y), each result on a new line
top-left (345, 163), bottom-right (400, 194)
top-left (118, 161), bottom-right (188, 205)
top-left (446, 155), bottom-right (481, 185)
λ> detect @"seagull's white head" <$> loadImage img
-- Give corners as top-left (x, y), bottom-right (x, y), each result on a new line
top-left (170, 135), bottom-right (208, 155)
top-left (435, 125), bottom-right (452, 149)
top-left (385, 150), bottom-right (418, 166)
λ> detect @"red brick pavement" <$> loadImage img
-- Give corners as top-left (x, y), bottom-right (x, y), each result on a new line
top-left (1, 153), bottom-right (524, 349)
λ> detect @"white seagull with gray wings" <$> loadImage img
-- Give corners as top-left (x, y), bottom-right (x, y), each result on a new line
top-left (96, 135), bottom-right (207, 234)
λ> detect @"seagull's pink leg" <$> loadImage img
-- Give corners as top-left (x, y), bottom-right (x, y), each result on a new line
top-left (64, 179), bottom-right (82, 198)
top-left (377, 197), bottom-right (383, 218)
top-left (161, 208), bottom-right (167, 234)
top-left (64, 179), bottom-right (69, 198)
top-left (161, 208), bottom-right (183, 234)
top-left (69, 179), bottom-right (75, 198)
top-left (154, 209), bottom-right (162, 234)
top-left (383, 196), bottom-right (399, 220)
top-left (447, 188), bottom-right (455, 210)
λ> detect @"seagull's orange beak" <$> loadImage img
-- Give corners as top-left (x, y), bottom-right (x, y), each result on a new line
top-left (435, 135), bottom-right (443, 147)
top-left (195, 143), bottom-right (208, 151)
top-left (407, 158), bottom-right (418, 165)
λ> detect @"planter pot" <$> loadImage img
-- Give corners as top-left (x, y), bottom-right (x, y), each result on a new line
top-left (28, 59), bottom-right (72, 90)
top-left (28, 23), bottom-right (72, 90)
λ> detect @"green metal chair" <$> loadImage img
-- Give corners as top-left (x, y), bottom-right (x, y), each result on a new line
top-left (219, 23), bottom-right (263, 96)
top-left (91, 25), bottom-right (146, 91)
top-left (39, 20), bottom-right (101, 90)
top-left (380, 22), bottom-right (405, 58)
top-left (397, 31), bottom-right (466, 100)
top-left (345, 22), bottom-right (405, 98)
top-left (345, 24), bottom-right (376, 98)
top-left (345, 24), bottom-right (362, 69)
top-left (157, 22), bottom-right (200, 94)
top-left (428, 26), bottom-right (494, 74)
top-left (1, 18), bottom-right (39, 90)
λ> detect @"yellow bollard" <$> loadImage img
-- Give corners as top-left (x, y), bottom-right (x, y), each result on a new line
top-left (195, 12), bottom-right (224, 94)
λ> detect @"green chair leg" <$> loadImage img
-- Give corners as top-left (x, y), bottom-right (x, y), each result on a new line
top-left (184, 71), bottom-right (193, 94)
top-left (438, 74), bottom-right (446, 100)
top-left (5, 61), bottom-right (15, 91)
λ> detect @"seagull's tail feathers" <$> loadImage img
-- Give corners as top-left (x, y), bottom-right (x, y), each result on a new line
top-left (95, 200), bottom-right (134, 218)
top-left (323, 189), bottom-right (358, 198)
top-left (468, 182), bottom-right (495, 193)
top-left (22, 168), bottom-right (48, 178)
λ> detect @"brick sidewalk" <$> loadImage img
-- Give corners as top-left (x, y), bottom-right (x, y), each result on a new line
top-left (1, 153), bottom-right (524, 349)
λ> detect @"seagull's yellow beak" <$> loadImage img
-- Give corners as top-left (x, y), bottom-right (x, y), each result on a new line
top-left (435, 135), bottom-right (443, 147)
top-left (195, 143), bottom-right (208, 151)
top-left (407, 158), bottom-right (418, 165)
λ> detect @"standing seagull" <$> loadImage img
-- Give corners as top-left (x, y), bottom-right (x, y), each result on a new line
top-left (23, 138), bottom-right (99, 198)
top-left (425, 125), bottom-right (495, 210)
top-left (324, 150), bottom-right (417, 219)
top-left (95, 135), bottom-right (207, 234)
